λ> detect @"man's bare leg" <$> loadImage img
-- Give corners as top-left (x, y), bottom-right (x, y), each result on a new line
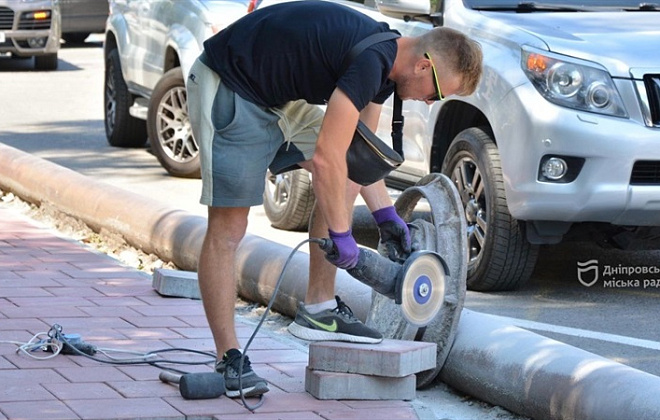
top-left (306, 203), bottom-right (337, 305)
top-left (287, 173), bottom-right (382, 343)
top-left (305, 180), bottom-right (362, 305)
top-left (198, 205), bottom-right (269, 397)
top-left (197, 206), bottom-right (249, 355)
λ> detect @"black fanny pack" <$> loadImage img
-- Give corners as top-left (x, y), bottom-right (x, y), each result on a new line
top-left (342, 32), bottom-right (405, 186)
top-left (270, 32), bottom-right (405, 186)
top-left (347, 120), bottom-right (403, 186)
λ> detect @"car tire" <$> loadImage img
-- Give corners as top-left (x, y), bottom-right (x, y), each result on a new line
top-left (263, 169), bottom-right (315, 232)
top-left (34, 53), bottom-right (58, 71)
top-left (104, 49), bottom-right (147, 147)
top-left (147, 67), bottom-right (200, 178)
top-left (442, 127), bottom-right (539, 291)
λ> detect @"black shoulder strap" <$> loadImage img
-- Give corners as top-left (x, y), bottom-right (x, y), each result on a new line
top-left (391, 92), bottom-right (403, 158)
top-left (339, 32), bottom-right (400, 75)
top-left (340, 32), bottom-right (404, 158)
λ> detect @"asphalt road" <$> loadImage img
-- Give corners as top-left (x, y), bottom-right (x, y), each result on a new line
top-left (2, 37), bottom-right (659, 381)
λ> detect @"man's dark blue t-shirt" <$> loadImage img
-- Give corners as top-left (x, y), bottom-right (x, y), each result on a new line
top-left (202, 1), bottom-right (398, 110)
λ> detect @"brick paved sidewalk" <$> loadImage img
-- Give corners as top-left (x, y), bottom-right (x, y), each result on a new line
top-left (0, 206), bottom-right (420, 419)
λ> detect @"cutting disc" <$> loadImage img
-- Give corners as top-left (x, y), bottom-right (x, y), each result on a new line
top-left (398, 251), bottom-right (448, 327)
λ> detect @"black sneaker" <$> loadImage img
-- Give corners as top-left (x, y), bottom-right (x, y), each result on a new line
top-left (215, 349), bottom-right (269, 398)
top-left (287, 296), bottom-right (383, 344)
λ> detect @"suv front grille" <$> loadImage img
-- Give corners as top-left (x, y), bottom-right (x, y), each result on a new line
top-left (645, 74), bottom-right (660, 127)
top-left (18, 11), bottom-right (51, 30)
top-left (0, 7), bottom-right (15, 30)
top-left (630, 161), bottom-right (660, 185)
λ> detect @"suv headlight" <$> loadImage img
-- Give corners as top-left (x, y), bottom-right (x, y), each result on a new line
top-left (521, 47), bottom-right (627, 118)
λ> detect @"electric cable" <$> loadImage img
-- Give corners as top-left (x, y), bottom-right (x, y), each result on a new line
top-left (237, 237), bottom-right (325, 411)
top-left (1, 331), bottom-right (62, 359)
top-left (42, 324), bottom-right (217, 369)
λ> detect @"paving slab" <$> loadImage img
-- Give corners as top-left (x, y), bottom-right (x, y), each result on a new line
top-left (152, 268), bottom-right (201, 299)
top-left (305, 367), bottom-right (417, 400)
top-left (308, 339), bottom-right (436, 377)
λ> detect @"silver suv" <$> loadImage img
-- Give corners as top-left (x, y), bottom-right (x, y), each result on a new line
top-left (363, 0), bottom-right (660, 291)
top-left (0, 0), bottom-right (61, 70)
top-left (264, 0), bottom-right (660, 291)
top-left (103, 0), bottom-right (254, 177)
top-left (372, 0), bottom-right (660, 291)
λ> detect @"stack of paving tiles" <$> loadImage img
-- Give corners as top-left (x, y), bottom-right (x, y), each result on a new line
top-left (305, 339), bottom-right (437, 400)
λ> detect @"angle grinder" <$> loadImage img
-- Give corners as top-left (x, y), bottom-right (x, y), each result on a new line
top-left (318, 239), bottom-right (449, 327)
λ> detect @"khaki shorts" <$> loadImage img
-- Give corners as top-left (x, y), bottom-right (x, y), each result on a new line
top-left (187, 54), bottom-right (324, 207)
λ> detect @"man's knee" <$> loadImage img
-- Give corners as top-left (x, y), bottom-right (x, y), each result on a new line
top-left (207, 207), bottom-right (250, 243)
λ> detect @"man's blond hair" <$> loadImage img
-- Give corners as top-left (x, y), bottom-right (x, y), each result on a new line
top-left (416, 27), bottom-right (483, 96)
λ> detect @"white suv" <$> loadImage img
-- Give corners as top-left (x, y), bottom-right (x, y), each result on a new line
top-left (103, 0), bottom-right (255, 177)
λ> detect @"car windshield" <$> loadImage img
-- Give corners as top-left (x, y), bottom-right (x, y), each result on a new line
top-left (466, 0), bottom-right (660, 11)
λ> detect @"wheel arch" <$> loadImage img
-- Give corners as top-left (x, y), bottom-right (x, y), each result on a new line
top-left (429, 101), bottom-right (492, 173)
top-left (103, 31), bottom-right (118, 60)
top-left (103, 13), bottom-right (129, 59)
top-left (165, 24), bottom-right (201, 79)
top-left (163, 44), bottom-right (181, 74)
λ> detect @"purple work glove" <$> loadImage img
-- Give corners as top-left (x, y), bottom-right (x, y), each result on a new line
top-left (325, 229), bottom-right (359, 270)
top-left (372, 206), bottom-right (411, 262)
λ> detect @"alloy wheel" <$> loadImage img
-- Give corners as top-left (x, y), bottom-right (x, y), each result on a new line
top-left (265, 171), bottom-right (293, 210)
top-left (450, 156), bottom-right (488, 269)
top-left (104, 61), bottom-right (117, 135)
top-left (155, 86), bottom-right (198, 164)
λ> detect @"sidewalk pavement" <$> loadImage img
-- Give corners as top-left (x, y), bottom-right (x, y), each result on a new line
top-left (0, 206), bottom-right (421, 420)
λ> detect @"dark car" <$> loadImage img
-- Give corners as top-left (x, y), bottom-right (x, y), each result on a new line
top-left (60, 0), bottom-right (108, 43)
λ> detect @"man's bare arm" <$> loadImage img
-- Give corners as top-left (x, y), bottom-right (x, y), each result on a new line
top-left (310, 88), bottom-right (361, 233)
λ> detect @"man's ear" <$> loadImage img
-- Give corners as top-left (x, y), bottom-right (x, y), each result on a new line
top-left (415, 57), bottom-right (431, 75)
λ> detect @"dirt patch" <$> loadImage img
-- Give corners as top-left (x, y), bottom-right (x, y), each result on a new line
top-left (1, 188), bottom-right (176, 273)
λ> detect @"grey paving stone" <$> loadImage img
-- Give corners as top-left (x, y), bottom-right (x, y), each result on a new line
top-left (305, 367), bottom-right (416, 400)
top-left (152, 268), bottom-right (201, 299)
top-left (308, 338), bottom-right (436, 377)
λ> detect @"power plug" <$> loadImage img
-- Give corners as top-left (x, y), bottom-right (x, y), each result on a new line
top-left (60, 333), bottom-right (97, 356)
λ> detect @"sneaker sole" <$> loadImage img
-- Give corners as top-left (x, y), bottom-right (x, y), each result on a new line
top-left (225, 381), bottom-right (269, 398)
top-left (287, 321), bottom-right (383, 344)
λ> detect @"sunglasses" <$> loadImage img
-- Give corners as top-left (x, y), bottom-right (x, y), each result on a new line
top-left (424, 52), bottom-right (445, 102)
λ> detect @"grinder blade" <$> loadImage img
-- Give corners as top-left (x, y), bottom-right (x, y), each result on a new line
top-left (398, 251), bottom-right (448, 327)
